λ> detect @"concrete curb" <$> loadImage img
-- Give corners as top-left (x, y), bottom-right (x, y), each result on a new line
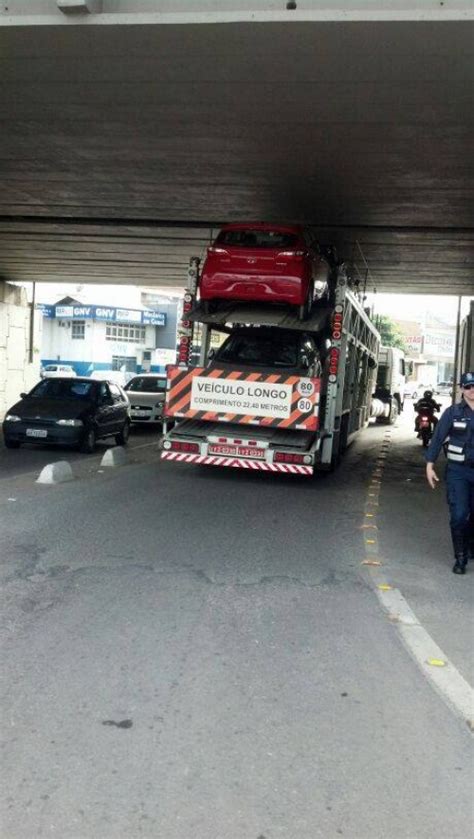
top-left (36, 461), bottom-right (74, 485)
top-left (101, 446), bottom-right (128, 468)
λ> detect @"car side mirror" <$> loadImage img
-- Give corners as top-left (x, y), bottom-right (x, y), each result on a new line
top-left (207, 348), bottom-right (216, 361)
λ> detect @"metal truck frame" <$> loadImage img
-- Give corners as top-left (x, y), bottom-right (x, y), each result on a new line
top-left (161, 264), bottom-right (380, 475)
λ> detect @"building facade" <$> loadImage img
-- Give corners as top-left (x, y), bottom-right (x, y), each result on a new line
top-left (0, 281), bottom-right (42, 417)
top-left (394, 315), bottom-right (456, 385)
top-left (39, 297), bottom-right (178, 376)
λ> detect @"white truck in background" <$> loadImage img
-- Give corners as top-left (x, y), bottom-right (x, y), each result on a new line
top-left (371, 345), bottom-right (407, 425)
top-left (455, 300), bottom-right (474, 399)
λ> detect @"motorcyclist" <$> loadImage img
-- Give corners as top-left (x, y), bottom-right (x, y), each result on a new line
top-left (414, 390), bottom-right (441, 435)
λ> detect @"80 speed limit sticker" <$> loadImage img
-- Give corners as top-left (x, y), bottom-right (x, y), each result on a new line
top-left (296, 378), bottom-right (315, 397)
top-left (298, 398), bottom-right (313, 413)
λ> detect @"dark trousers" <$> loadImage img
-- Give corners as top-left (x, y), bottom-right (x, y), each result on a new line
top-left (445, 462), bottom-right (474, 532)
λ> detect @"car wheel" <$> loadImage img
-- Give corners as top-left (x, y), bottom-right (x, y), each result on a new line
top-left (4, 437), bottom-right (20, 449)
top-left (80, 427), bottom-right (96, 454)
top-left (298, 282), bottom-right (314, 321)
top-left (115, 420), bottom-right (130, 446)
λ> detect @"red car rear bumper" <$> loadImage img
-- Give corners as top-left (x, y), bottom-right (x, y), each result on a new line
top-left (199, 271), bottom-right (308, 305)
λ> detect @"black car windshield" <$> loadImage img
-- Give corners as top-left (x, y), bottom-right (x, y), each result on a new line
top-left (29, 380), bottom-right (96, 400)
top-left (216, 229), bottom-right (299, 249)
top-left (215, 333), bottom-right (298, 368)
top-left (126, 377), bottom-right (167, 393)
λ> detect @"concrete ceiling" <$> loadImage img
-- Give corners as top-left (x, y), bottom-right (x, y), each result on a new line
top-left (1, 5), bottom-right (473, 295)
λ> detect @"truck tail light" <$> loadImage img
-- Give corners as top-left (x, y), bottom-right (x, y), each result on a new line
top-left (274, 452), bottom-right (307, 464)
top-left (170, 441), bottom-right (200, 453)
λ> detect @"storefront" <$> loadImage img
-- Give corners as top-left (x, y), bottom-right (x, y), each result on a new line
top-left (38, 298), bottom-right (174, 376)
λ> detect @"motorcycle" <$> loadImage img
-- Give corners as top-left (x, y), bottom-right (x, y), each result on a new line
top-left (417, 413), bottom-right (435, 448)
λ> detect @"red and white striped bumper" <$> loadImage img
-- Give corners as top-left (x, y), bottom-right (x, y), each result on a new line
top-left (161, 451), bottom-right (313, 475)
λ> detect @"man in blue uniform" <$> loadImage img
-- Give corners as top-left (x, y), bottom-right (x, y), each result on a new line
top-left (425, 371), bottom-right (474, 575)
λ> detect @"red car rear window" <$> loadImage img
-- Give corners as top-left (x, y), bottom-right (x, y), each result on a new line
top-left (215, 229), bottom-right (299, 249)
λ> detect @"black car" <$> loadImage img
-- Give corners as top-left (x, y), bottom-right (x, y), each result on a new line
top-left (2, 377), bottom-right (130, 453)
top-left (211, 327), bottom-right (322, 377)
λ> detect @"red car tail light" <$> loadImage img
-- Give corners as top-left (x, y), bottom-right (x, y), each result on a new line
top-left (170, 441), bottom-right (200, 453)
top-left (207, 246), bottom-right (228, 256)
top-left (274, 451), bottom-right (306, 464)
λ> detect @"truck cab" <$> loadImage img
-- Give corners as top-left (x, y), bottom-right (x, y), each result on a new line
top-left (373, 345), bottom-right (406, 423)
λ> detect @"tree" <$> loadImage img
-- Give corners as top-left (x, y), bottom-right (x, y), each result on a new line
top-left (374, 315), bottom-right (407, 351)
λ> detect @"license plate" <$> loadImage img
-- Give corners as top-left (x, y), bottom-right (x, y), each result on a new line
top-left (208, 444), bottom-right (265, 459)
top-left (132, 410), bottom-right (149, 417)
top-left (26, 428), bottom-right (48, 438)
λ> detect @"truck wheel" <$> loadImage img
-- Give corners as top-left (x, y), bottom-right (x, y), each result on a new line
top-left (389, 398), bottom-right (399, 426)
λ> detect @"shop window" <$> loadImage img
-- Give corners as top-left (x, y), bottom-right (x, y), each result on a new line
top-left (71, 320), bottom-right (85, 340)
top-left (105, 322), bottom-right (146, 343)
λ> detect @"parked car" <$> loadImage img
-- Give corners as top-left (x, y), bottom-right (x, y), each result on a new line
top-left (40, 364), bottom-right (76, 379)
top-left (403, 382), bottom-right (437, 400)
top-left (124, 374), bottom-right (168, 425)
top-left (210, 327), bottom-right (322, 376)
top-left (199, 223), bottom-right (333, 320)
top-left (436, 381), bottom-right (453, 397)
top-left (2, 377), bottom-right (130, 453)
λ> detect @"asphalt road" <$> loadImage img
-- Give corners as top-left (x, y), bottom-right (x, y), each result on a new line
top-left (0, 424), bottom-right (161, 481)
top-left (0, 404), bottom-right (472, 839)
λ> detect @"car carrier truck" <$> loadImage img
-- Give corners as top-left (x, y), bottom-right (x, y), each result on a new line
top-left (161, 262), bottom-right (380, 475)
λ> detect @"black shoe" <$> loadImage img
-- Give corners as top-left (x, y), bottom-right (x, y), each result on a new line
top-left (451, 527), bottom-right (468, 575)
top-left (452, 559), bottom-right (467, 575)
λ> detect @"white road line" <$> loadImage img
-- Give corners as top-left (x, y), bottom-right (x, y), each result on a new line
top-left (375, 585), bottom-right (474, 728)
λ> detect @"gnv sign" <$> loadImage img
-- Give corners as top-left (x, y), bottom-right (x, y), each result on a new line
top-left (49, 304), bottom-right (166, 326)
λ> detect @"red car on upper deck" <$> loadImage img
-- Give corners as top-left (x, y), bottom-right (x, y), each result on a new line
top-left (199, 223), bottom-right (333, 320)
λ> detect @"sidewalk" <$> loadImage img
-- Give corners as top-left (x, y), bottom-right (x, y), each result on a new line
top-left (376, 404), bottom-right (473, 686)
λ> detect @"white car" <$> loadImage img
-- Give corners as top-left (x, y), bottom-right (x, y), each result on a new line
top-left (436, 381), bottom-right (453, 397)
top-left (124, 374), bottom-right (167, 425)
top-left (404, 382), bottom-right (437, 400)
top-left (40, 364), bottom-right (77, 379)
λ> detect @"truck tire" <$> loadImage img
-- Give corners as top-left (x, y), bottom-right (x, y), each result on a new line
top-left (377, 397), bottom-right (399, 425)
top-left (388, 397), bottom-right (399, 426)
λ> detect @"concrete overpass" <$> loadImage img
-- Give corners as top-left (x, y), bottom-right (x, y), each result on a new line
top-left (0, 1), bottom-right (473, 294)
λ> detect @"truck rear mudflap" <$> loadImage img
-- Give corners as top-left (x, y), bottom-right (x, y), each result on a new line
top-left (161, 420), bottom-right (319, 475)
